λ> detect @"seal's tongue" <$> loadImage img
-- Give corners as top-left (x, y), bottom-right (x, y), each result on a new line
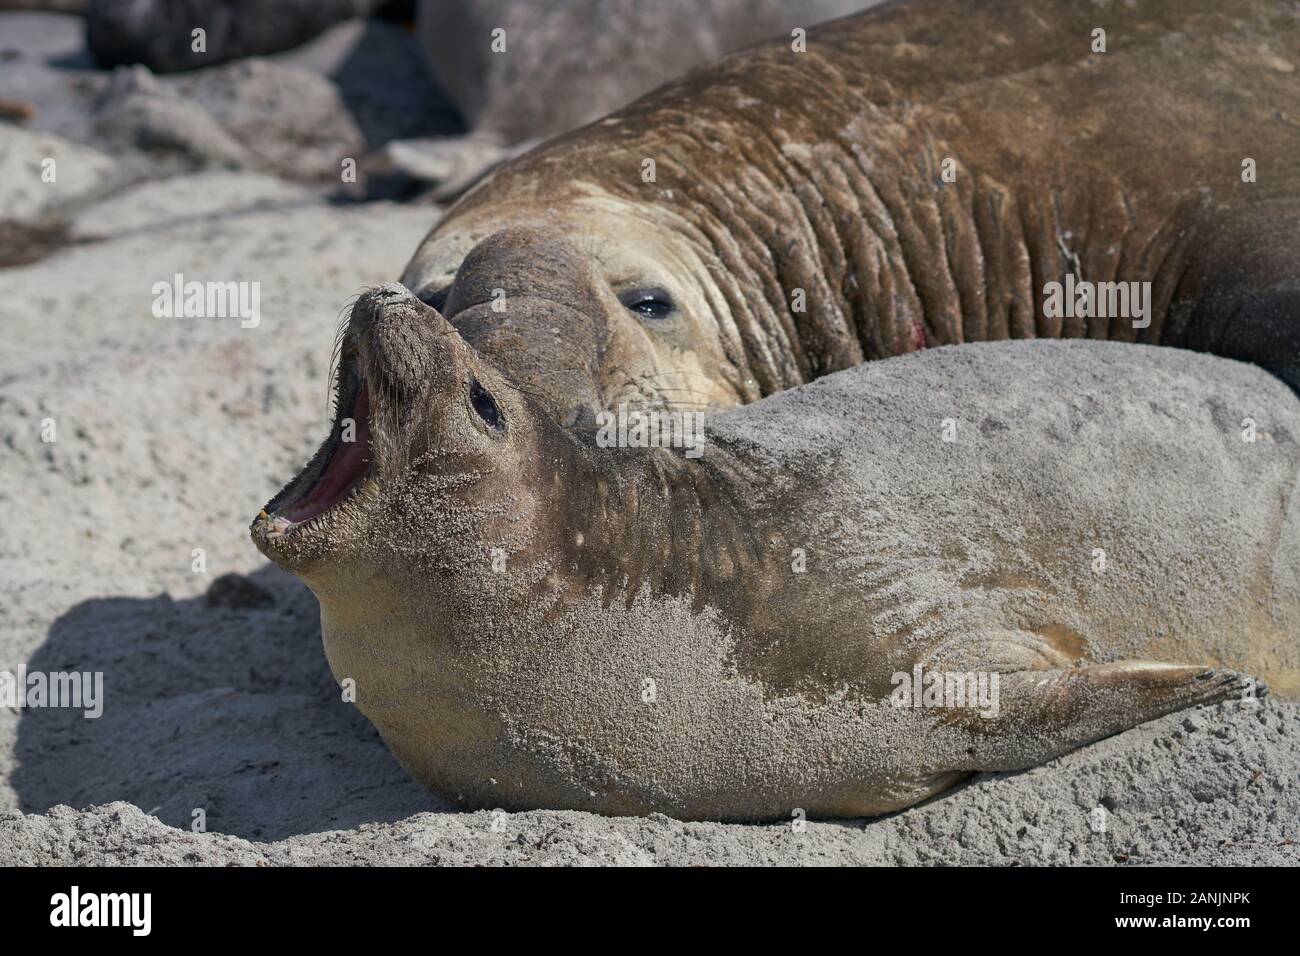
top-left (281, 383), bottom-right (372, 524)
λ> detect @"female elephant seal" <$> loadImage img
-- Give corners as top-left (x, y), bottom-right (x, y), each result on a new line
top-left (400, 0), bottom-right (1300, 427)
top-left (252, 285), bottom-right (1294, 820)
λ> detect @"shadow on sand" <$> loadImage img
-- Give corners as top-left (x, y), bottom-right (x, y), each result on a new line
top-left (11, 564), bottom-right (439, 841)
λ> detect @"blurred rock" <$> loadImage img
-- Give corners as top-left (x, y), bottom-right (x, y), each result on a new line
top-left (174, 59), bottom-right (365, 181)
top-left (70, 170), bottom-right (315, 239)
top-left (85, 0), bottom-right (382, 73)
top-left (0, 123), bottom-right (115, 221)
top-left (92, 65), bottom-right (251, 171)
top-left (0, 1), bottom-right (87, 10)
top-left (417, 0), bottom-right (881, 143)
top-left (273, 17), bottom-right (461, 148)
top-left (360, 133), bottom-right (531, 201)
top-left (92, 59), bottom-right (364, 182)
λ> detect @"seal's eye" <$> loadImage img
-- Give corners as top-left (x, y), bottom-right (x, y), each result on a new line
top-left (469, 378), bottom-right (504, 432)
top-left (619, 287), bottom-right (675, 320)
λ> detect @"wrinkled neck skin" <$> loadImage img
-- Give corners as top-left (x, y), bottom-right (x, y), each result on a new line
top-left (302, 416), bottom-right (778, 662)
top-left (407, 102), bottom-right (1130, 411)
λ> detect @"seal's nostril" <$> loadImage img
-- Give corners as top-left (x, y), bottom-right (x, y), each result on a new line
top-left (370, 281), bottom-right (412, 302)
top-left (352, 284), bottom-right (418, 328)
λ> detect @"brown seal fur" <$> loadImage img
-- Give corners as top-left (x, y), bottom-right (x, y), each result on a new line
top-left (252, 285), bottom-right (1291, 820)
top-left (401, 0), bottom-right (1300, 426)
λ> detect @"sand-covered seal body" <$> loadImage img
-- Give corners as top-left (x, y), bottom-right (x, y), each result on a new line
top-left (402, 0), bottom-right (1300, 426)
top-left (253, 286), bottom-right (1294, 820)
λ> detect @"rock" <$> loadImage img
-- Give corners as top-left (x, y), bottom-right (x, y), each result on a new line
top-left (0, 124), bottom-right (116, 222)
top-left (361, 133), bottom-right (530, 201)
top-left (0, 2), bottom-right (87, 10)
top-left (92, 65), bottom-right (252, 170)
top-left (417, 0), bottom-right (882, 143)
top-left (91, 60), bottom-right (364, 182)
top-left (175, 59), bottom-right (365, 181)
top-left (70, 170), bottom-right (316, 239)
top-left (85, 0), bottom-right (382, 73)
top-left (272, 17), bottom-right (461, 148)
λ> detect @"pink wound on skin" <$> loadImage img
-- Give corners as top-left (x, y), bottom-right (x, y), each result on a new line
top-left (910, 319), bottom-right (928, 351)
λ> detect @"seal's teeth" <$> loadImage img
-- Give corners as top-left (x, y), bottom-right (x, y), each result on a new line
top-left (258, 509), bottom-right (293, 535)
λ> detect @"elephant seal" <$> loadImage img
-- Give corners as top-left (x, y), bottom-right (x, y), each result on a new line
top-left (401, 0), bottom-right (1300, 428)
top-left (251, 285), bottom-right (1294, 820)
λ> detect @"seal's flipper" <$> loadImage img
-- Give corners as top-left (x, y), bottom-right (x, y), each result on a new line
top-left (955, 661), bottom-right (1263, 772)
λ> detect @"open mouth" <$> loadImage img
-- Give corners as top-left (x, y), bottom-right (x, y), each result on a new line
top-left (258, 365), bottom-right (374, 537)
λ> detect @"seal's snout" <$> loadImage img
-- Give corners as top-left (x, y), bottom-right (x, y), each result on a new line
top-left (348, 282), bottom-right (456, 396)
top-left (251, 282), bottom-right (441, 558)
top-left (441, 228), bottom-right (609, 426)
top-left (353, 281), bottom-right (423, 320)
top-left (252, 281), bottom-right (519, 568)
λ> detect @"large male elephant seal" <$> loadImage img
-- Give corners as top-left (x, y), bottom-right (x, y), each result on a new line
top-left (401, 0), bottom-right (1300, 427)
top-left (252, 286), bottom-right (1294, 820)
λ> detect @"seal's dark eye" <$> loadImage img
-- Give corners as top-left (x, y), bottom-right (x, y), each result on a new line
top-left (620, 287), bottom-right (675, 320)
top-left (469, 378), bottom-right (504, 432)
top-left (417, 285), bottom-right (450, 312)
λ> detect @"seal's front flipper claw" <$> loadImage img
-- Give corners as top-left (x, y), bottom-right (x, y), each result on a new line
top-left (955, 660), bottom-right (1263, 773)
